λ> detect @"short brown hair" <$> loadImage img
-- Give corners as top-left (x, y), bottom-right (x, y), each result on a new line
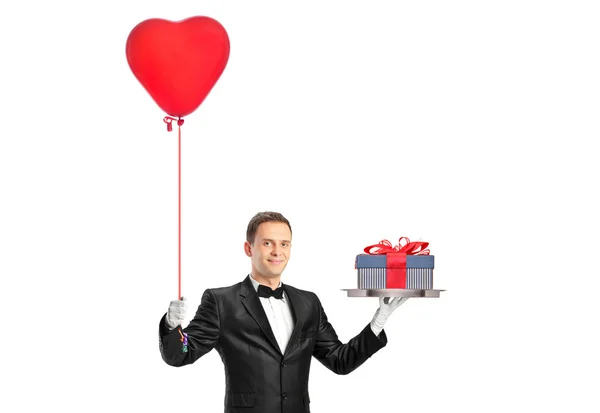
top-left (246, 211), bottom-right (292, 244)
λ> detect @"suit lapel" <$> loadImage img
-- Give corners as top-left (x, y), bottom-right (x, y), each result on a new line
top-left (240, 275), bottom-right (282, 354)
top-left (239, 275), bottom-right (309, 357)
top-left (282, 283), bottom-right (308, 358)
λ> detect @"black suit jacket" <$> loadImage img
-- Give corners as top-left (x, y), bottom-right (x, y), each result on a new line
top-left (159, 275), bottom-right (388, 413)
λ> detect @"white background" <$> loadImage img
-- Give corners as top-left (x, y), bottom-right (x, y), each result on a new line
top-left (1, 0), bottom-right (599, 412)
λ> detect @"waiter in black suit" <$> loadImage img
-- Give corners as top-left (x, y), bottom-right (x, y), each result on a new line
top-left (159, 211), bottom-right (408, 413)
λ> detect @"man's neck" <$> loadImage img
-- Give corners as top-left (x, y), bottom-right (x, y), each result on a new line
top-left (251, 273), bottom-right (281, 290)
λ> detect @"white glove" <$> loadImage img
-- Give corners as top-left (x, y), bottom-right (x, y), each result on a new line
top-left (165, 296), bottom-right (188, 330)
top-left (370, 296), bottom-right (409, 336)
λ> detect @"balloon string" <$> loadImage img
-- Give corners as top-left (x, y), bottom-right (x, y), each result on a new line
top-left (178, 121), bottom-right (181, 300)
top-left (164, 116), bottom-right (184, 299)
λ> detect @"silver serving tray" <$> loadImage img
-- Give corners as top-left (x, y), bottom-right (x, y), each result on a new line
top-left (341, 289), bottom-right (445, 298)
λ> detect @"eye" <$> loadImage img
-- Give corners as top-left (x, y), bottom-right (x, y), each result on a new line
top-left (264, 241), bottom-right (271, 246)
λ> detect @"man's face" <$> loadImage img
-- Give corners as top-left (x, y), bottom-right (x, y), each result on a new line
top-left (244, 221), bottom-right (291, 280)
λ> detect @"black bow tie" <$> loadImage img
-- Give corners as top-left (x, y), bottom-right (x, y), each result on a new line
top-left (257, 284), bottom-right (284, 300)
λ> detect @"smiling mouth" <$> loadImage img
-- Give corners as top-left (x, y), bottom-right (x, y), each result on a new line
top-left (268, 260), bottom-right (283, 264)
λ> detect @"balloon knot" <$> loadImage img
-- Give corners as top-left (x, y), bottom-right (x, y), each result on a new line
top-left (163, 116), bottom-right (185, 131)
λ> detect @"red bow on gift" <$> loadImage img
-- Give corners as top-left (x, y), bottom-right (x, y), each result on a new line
top-left (364, 237), bottom-right (430, 256)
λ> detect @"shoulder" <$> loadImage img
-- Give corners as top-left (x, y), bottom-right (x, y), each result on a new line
top-left (204, 280), bottom-right (242, 298)
top-left (283, 282), bottom-right (321, 303)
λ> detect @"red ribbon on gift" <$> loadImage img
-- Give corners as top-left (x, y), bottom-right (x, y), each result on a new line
top-left (363, 237), bottom-right (430, 289)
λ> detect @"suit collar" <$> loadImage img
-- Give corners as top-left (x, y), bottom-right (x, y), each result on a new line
top-left (248, 274), bottom-right (283, 292)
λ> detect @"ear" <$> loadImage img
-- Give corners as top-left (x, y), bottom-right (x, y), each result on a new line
top-left (244, 241), bottom-right (252, 257)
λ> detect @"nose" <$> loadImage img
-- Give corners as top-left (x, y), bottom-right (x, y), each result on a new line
top-left (271, 245), bottom-right (282, 256)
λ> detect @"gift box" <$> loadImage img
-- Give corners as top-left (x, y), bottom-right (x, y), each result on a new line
top-left (356, 238), bottom-right (434, 289)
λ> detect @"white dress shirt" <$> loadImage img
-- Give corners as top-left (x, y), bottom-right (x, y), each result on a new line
top-left (249, 274), bottom-right (295, 354)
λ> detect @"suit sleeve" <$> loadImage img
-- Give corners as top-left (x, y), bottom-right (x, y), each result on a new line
top-left (159, 288), bottom-right (220, 367)
top-left (312, 294), bottom-right (387, 375)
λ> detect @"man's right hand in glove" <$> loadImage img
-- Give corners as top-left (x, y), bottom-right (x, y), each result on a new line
top-left (165, 296), bottom-right (188, 330)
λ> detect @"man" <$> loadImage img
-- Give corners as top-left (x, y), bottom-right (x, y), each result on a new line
top-left (159, 211), bottom-right (408, 413)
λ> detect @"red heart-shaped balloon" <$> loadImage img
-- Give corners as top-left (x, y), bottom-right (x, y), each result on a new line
top-left (126, 16), bottom-right (230, 118)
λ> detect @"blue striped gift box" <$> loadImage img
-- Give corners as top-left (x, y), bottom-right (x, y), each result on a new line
top-left (356, 254), bottom-right (435, 289)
